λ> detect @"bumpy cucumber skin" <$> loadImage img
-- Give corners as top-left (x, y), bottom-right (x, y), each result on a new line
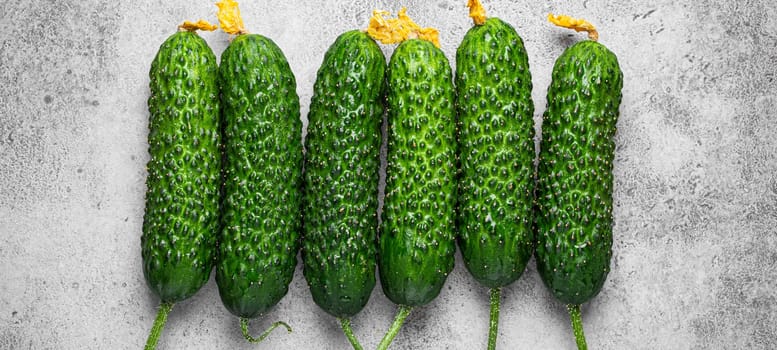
top-left (216, 34), bottom-right (303, 318)
top-left (535, 40), bottom-right (623, 305)
top-left (302, 31), bottom-right (386, 318)
top-left (142, 31), bottom-right (221, 303)
top-left (456, 18), bottom-right (535, 289)
top-left (380, 39), bottom-right (457, 307)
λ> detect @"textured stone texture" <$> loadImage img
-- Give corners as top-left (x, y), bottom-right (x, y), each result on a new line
top-left (1, 0), bottom-right (775, 349)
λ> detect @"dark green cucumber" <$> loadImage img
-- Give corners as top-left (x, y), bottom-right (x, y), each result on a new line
top-left (216, 34), bottom-right (303, 319)
top-left (302, 30), bottom-right (385, 319)
top-left (456, 16), bottom-right (535, 349)
top-left (380, 38), bottom-right (457, 307)
top-left (456, 17), bottom-right (535, 289)
top-left (142, 29), bottom-right (221, 348)
top-left (535, 39), bottom-right (623, 348)
top-left (535, 39), bottom-right (622, 305)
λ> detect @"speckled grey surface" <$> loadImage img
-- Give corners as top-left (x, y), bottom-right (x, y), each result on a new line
top-left (1, 0), bottom-right (776, 349)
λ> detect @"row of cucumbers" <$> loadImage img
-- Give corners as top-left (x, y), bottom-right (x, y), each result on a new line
top-left (141, 1), bottom-right (623, 349)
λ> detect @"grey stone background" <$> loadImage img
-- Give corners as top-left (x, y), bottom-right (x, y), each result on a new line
top-left (1, 0), bottom-right (775, 348)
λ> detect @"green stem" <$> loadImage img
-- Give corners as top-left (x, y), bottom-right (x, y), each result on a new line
top-left (567, 304), bottom-right (587, 350)
top-left (144, 302), bottom-right (174, 350)
top-left (338, 318), bottom-right (364, 350)
top-left (376, 305), bottom-right (412, 350)
top-left (240, 317), bottom-right (292, 344)
top-left (488, 288), bottom-right (501, 350)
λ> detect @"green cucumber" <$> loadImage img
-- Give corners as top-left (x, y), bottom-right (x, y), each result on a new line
top-left (303, 30), bottom-right (384, 319)
top-left (455, 16), bottom-right (535, 349)
top-left (301, 30), bottom-right (385, 349)
top-left (142, 29), bottom-right (221, 349)
top-left (377, 39), bottom-right (457, 350)
top-left (375, 34), bottom-right (457, 350)
top-left (380, 38), bottom-right (457, 308)
top-left (534, 36), bottom-right (623, 349)
top-left (216, 33), bottom-right (301, 340)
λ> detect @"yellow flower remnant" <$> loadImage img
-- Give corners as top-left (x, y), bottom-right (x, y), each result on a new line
top-left (548, 13), bottom-right (599, 41)
top-left (467, 0), bottom-right (487, 26)
top-left (216, 0), bottom-right (246, 35)
top-left (178, 19), bottom-right (218, 32)
top-left (367, 7), bottom-right (440, 48)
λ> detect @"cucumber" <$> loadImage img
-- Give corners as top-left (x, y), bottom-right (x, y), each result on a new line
top-left (456, 16), bottom-right (535, 293)
top-left (142, 28), bottom-right (221, 348)
top-left (455, 16), bottom-right (535, 349)
top-left (374, 36), bottom-right (457, 350)
top-left (535, 16), bottom-right (623, 349)
top-left (302, 30), bottom-right (384, 317)
top-left (302, 30), bottom-right (386, 349)
top-left (380, 38), bottom-right (457, 308)
top-left (215, 32), bottom-right (302, 331)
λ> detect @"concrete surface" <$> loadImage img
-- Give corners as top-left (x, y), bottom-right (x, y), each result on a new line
top-left (1, 0), bottom-right (776, 349)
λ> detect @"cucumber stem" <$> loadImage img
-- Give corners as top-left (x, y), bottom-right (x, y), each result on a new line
top-left (567, 304), bottom-right (588, 350)
top-left (144, 302), bottom-right (174, 350)
top-left (339, 318), bottom-right (364, 350)
top-left (239, 317), bottom-right (292, 344)
top-left (376, 305), bottom-right (412, 350)
top-left (488, 288), bottom-right (501, 350)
